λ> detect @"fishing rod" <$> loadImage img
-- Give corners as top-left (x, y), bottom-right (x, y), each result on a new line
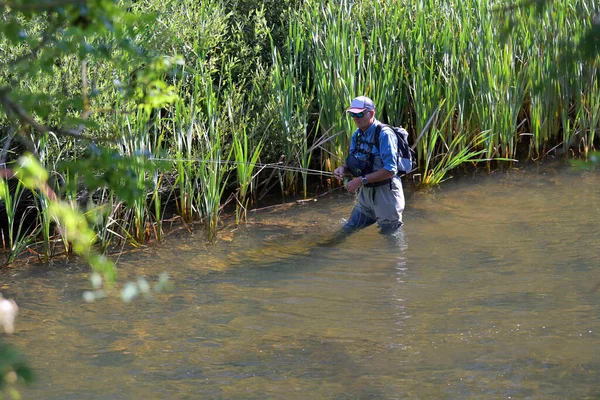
top-left (144, 109), bottom-right (444, 181)
top-left (148, 157), bottom-right (338, 178)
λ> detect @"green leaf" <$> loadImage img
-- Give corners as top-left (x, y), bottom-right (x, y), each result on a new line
top-left (1, 20), bottom-right (26, 43)
top-left (0, 180), bottom-right (8, 200)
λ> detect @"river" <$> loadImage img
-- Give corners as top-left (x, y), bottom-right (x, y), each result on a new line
top-left (3, 161), bottom-right (600, 399)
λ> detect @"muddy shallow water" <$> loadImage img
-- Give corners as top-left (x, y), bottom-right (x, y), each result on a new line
top-left (3, 162), bottom-right (600, 399)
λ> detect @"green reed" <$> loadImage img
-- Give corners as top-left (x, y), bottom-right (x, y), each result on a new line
top-left (31, 190), bottom-right (52, 262)
top-left (195, 61), bottom-right (232, 241)
top-left (87, 189), bottom-right (122, 253)
top-left (164, 0), bottom-right (231, 225)
top-left (146, 111), bottom-right (167, 242)
top-left (469, 40), bottom-right (528, 161)
top-left (520, 2), bottom-right (563, 160)
top-left (421, 130), bottom-right (488, 186)
top-left (577, 70), bottom-right (600, 156)
top-left (35, 133), bottom-right (60, 259)
top-left (231, 124), bottom-right (263, 223)
top-left (167, 54), bottom-right (235, 240)
top-left (270, 44), bottom-right (297, 194)
top-left (528, 59), bottom-right (561, 159)
top-left (270, 14), bottom-right (315, 197)
top-left (150, 171), bottom-right (164, 242)
top-left (362, 1), bottom-right (409, 126)
top-left (57, 163), bottom-right (79, 255)
top-left (410, 53), bottom-right (449, 175)
top-left (173, 55), bottom-right (225, 226)
top-left (0, 178), bottom-right (35, 264)
top-left (224, 69), bottom-right (264, 222)
top-left (306, 1), bottom-right (358, 171)
top-left (169, 85), bottom-right (200, 224)
top-left (117, 108), bottom-right (163, 244)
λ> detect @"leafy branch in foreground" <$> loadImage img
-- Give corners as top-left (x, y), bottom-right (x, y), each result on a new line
top-left (1, 0), bottom-right (178, 256)
top-left (0, 0), bottom-right (178, 154)
top-left (0, 340), bottom-right (34, 398)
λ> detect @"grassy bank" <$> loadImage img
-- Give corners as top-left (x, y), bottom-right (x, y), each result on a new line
top-left (1, 0), bottom-right (599, 262)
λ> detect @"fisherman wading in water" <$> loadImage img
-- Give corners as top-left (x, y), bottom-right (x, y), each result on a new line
top-left (334, 96), bottom-right (406, 234)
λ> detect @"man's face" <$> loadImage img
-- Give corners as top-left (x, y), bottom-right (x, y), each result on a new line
top-left (349, 110), bottom-right (374, 131)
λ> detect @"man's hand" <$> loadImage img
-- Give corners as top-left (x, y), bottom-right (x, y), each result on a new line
top-left (334, 166), bottom-right (347, 181)
top-left (346, 177), bottom-right (362, 193)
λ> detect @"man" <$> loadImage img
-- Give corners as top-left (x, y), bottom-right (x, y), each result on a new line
top-left (333, 96), bottom-right (405, 233)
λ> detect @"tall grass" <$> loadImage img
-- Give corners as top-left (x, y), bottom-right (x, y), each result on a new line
top-left (271, 14), bottom-right (315, 197)
top-left (170, 95), bottom-right (199, 224)
top-left (307, 1), bottom-right (359, 172)
top-left (303, 0), bottom-right (598, 172)
top-left (35, 133), bottom-right (61, 260)
top-left (421, 131), bottom-right (488, 186)
top-left (231, 122), bottom-right (264, 224)
top-left (3, 0), bottom-right (600, 259)
top-left (87, 190), bottom-right (122, 253)
top-left (577, 70), bottom-right (600, 156)
top-left (117, 109), bottom-right (157, 244)
top-left (0, 178), bottom-right (35, 264)
top-left (195, 62), bottom-right (232, 241)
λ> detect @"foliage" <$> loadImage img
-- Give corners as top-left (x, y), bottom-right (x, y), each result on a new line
top-left (232, 124), bottom-right (264, 223)
top-left (0, 0), bottom-right (178, 258)
top-left (0, 0), bottom-right (176, 136)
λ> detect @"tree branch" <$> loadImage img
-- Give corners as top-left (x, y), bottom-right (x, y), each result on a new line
top-left (0, 126), bottom-right (16, 167)
top-left (0, 87), bottom-right (114, 143)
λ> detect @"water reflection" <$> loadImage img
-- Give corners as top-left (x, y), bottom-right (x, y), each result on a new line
top-left (3, 163), bottom-right (600, 399)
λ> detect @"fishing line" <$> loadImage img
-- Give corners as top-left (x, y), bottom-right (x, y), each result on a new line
top-left (148, 157), bottom-right (338, 178)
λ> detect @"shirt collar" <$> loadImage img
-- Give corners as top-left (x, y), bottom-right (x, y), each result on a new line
top-left (359, 119), bottom-right (380, 137)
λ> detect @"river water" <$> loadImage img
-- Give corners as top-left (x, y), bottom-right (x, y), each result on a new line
top-left (2, 162), bottom-right (600, 399)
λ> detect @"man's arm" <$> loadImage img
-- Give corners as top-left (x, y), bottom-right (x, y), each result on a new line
top-left (361, 168), bottom-right (395, 183)
top-left (345, 168), bottom-right (394, 193)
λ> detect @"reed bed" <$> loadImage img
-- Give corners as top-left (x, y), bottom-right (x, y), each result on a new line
top-left (1, 0), bottom-right (599, 262)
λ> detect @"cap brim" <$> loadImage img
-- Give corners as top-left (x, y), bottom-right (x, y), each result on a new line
top-left (346, 107), bottom-right (367, 113)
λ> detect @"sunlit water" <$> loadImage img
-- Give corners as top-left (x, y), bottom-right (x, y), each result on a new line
top-left (2, 162), bottom-right (600, 399)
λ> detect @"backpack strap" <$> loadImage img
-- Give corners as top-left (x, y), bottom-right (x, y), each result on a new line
top-left (374, 124), bottom-right (383, 148)
top-left (374, 123), bottom-right (393, 149)
top-left (374, 123), bottom-right (395, 153)
top-left (365, 123), bottom-right (392, 187)
top-left (375, 123), bottom-right (414, 175)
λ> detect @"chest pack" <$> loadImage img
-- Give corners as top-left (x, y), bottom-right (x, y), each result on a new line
top-left (345, 124), bottom-right (416, 178)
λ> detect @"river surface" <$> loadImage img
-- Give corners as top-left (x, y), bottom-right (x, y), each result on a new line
top-left (2, 162), bottom-right (600, 399)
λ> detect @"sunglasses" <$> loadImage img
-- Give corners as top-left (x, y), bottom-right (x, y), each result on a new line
top-left (348, 111), bottom-right (366, 118)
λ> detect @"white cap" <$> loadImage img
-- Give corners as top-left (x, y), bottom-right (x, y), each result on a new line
top-left (346, 96), bottom-right (375, 113)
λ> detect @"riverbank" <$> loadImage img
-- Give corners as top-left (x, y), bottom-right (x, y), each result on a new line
top-left (2, 156), bottom-right (579, 269)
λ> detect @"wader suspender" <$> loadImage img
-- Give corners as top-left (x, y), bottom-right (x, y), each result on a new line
top-left (355, 132), bottom-right (375, 165)
top-left (356, 130), bottom-right (393, 191)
